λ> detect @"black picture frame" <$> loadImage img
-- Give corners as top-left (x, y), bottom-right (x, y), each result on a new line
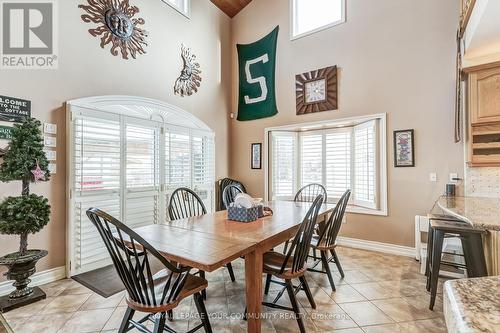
top-left (393, 129), bottom-right (415, 167)
top-left (251, 143), bottom-right (262, 169)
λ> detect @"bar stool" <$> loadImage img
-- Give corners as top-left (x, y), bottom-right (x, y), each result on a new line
top-left (425, 215), bottom-right (488, 310)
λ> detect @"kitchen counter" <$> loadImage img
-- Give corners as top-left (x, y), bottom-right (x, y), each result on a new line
top-left (444, 276), bottom-right (500, 333)
top-left (437, 196), bottom-right (500, 231)
top-left (437, 196), bottom-right (500, 275)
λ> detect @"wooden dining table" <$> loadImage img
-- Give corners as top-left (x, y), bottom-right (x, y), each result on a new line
top-left (132, 200), bottom-right (335, 333)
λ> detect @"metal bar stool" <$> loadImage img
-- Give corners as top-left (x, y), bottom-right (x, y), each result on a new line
top-left (425, 214), bottom-right (488, 310)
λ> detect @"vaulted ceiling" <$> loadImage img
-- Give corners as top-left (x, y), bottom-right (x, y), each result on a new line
top-left (210, 0), bottom-right (252, 18)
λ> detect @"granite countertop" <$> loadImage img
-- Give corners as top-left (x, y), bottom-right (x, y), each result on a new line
top-left (443, 276), bottom-right (500, 333)
top-left (437, 196), bottom-right (500, 231)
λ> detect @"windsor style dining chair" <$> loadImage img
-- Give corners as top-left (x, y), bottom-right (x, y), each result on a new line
top-left (307, 189), bottom-right (351, 291)
top-left (86, 208), bottom-right (212, 333)
top-left (283, 183), bottom-right (328, 254)
top-left (251, 195), bottom-right (324, 333)
top-left (222, 184), bottom-right (243, 209)
top-left (168, 187), bottom-right (237, 289)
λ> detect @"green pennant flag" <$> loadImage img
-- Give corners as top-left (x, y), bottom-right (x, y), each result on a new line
top-left (237, 26), bottom-right (279, 121)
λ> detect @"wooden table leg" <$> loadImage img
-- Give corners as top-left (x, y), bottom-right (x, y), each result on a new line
top-left (245, 248), bottom-right (263, 333)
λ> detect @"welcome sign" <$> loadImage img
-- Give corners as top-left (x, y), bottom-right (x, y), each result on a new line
top-left (0, 95), bottom-right (31, 122)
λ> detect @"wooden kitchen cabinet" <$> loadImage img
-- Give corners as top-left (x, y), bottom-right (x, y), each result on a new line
top-left (467, 64), bottom-right (500, 166)
top-left (469, 66), bottom-right (500, 125)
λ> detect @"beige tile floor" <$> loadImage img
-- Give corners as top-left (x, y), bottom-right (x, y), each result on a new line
top-left (2, 247), bottom-right (447, 333)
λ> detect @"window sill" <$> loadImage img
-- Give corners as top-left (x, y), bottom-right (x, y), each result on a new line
top-left (346, 204), bottom-right (388, 217)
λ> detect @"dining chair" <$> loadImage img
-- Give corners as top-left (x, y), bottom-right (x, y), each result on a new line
top-left (307, 189), bottom-right (350, 291)
top-left (86, 208), bottom-right (212, 333)
top-left (218, 178), bottom-right (246, 210)
top-left (222, 184), bottom-right (243, 209)
top-left (168, 188), bottom-right (236, 288)
top-left (283, 183), bottom-right (328, 254)
top-left (250, 194), bottom-right (324, 333)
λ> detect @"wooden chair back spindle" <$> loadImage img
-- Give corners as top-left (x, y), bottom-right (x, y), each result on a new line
top-left (168, 187), bottom-right (207, 220)
top-left (86, 208), bottom-right (190, 308)
top-left (281, 195), bottom-right (324, 275)
top-left (317, 190), bottom-right (350, 248)
top-left (222, 185), bottom-right (243, 209)
top-left (294, 183), bottom-right (327, 203)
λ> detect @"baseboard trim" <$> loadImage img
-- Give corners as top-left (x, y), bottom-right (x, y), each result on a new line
top-left (0, 266), bottom-right (66, 297)
top-left (337, 236), bottom-right (415, 258)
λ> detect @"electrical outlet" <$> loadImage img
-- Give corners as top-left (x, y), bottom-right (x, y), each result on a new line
top-left (449, 173), bottom-right (458, 183)
top-left (429, 173), bottom-right (437, 182)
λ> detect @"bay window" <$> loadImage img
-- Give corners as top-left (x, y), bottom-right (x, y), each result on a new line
top-left (268, 114), bottom-right (387, 215)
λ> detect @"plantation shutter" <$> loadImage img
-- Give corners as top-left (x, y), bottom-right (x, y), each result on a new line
top-left (325, 129), bottom-right (351, 201)
top-left (165, 127), bottom-right (191, 191)
top-left (73, 112), bottom-right (121, 272)
top-left (192, 131), bottom-right (215, 211)
top-left (125, 120), bottom-right (160, 229)
top-left (300, 133), bottom-right (323, 187)
top-left (353, 120), bottom-right (378, 209)
top-left (271, 132), bottom-right (297, 200)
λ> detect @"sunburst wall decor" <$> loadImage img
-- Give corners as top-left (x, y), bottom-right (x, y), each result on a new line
top-left (174, 44), bottom-right (202, 97)
top-left (79, 0), bottom-right (148, 59)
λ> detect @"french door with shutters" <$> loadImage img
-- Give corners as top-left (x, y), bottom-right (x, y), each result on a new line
top-left (68, 107), bottom-right (214, 276)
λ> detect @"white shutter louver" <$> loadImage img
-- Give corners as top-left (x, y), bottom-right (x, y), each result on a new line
top-left (300, 133), bottom-right (323, 187)
top-left (325, 129), bottom-right (351, 200)
top-left (165, 129), bottom-right (191, 189)
top-left (125, 122), bottom-right (160, 228)
top-left (272, 132), bottom-right (297, 200)
top-left (192, 132), bottom-right (215, 211)
top-left (73, 115), bottom-right (121, 271)
top-left (353, 120), bottom-right (378, 209)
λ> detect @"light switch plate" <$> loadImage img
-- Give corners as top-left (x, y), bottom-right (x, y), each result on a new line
top-left (429, 173), bottom-right (437, 182)
top-left (44, 136), bottom-right (56, 148)
top-left (44, 149), bottom-right (56, 161)
top-left (43, 123), bottom-right (57, 135)
top-left (48, 163), bottom-right (56, 174)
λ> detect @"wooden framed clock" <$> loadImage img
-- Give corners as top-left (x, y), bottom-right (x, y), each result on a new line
top-left (295, 65), bottom-right (338, 115)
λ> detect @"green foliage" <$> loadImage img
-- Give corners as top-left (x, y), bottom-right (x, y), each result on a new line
top-left (0, 194), bottom-right (50, 235)
top-left (0, 117), bottom-right (50, 183)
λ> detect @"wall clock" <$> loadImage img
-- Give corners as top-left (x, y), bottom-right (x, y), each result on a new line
top-left (295, 66), bottom-right (338, 115)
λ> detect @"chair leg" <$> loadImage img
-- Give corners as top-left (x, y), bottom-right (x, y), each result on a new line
top-left (226, 263), bottom-right (236, 282)
top-left (167, 309), bottom-right (173, 321)
top-left (264, 274), bottom-right (272, 295)
top-left (425, 223), bottom-right (434, 292)
top-left (330, 249), bottom-right (345, 278)
top-left (152, 312), bottom-right (166, 333)
top-left (321, 251), bottom-right (336, 291)
top-left (194, 292), bottom-right (213, 333)
top-left (199, 270), bottom-right (207, 300)
top-left (299, 276), bottom-right (316, 309)
top-left (118, 307), bottom-right (135, 333)
top-left (285, 279), bottom-right (306, 333)
top-left (283, 240), bottom-right (289, 254)
top-left (462, 234), bottom-right (488, 278)
top-left (429, 229), bottom-right (444, 310)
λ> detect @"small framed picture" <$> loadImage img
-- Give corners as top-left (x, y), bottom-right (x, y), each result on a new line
top-left (251, 143), bottom-right (262, 169)
top-left (394, 129), bottom-right (415, 167)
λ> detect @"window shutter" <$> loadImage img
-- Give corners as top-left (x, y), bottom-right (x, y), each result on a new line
top-left (325, 129), bottom-right (351, 201)
top-left (73, 114), bottom-right (121, 272)
top-left (125, 122), bottom-right (160, 228)
top-left (271, 132), bottom-right (297, 200)
top-left (192, 131), bottom-right (215, 211)
top-left (300, 133), bottom-right (323, 187)
top-left (165, 128), bottom-right (192, 190)
top-left (353, 120), bottom-right (378, 209)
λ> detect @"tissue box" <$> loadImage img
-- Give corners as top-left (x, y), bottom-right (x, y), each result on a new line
top-left (228, 205), bottom-right (259, 222)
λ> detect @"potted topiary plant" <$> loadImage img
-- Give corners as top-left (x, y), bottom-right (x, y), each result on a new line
top-left (0, 117), bottom-right (51, 312)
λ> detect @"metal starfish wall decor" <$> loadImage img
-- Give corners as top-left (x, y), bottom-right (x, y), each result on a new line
top-left (79, 0), bottom-right (148, 60)
top-left (174, 44), bottom-right (202, 97)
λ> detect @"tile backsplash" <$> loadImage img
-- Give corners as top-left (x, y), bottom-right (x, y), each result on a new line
top-left (465, 167), bottom-right (500, 198)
